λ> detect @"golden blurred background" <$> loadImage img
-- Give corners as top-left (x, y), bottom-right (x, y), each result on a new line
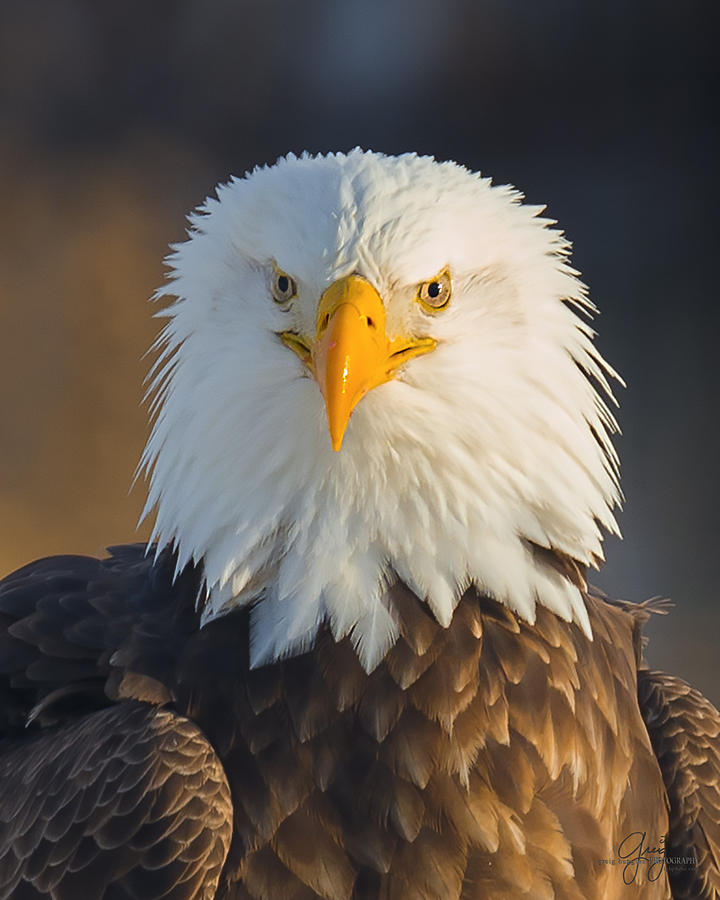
top-left (0, 1), bottom-right (718, 701)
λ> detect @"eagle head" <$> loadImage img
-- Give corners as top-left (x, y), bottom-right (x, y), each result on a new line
top-left (140, 150), bottom-right (621, 671)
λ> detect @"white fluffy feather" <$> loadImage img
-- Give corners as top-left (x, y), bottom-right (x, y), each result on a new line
top-left (139, 150), bottom-right (621, 672)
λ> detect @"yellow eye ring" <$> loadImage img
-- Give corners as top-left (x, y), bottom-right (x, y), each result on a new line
top-left (271, 266), bottom-right (298, 304)
top-left (416, 267), bottom-right (452, 312)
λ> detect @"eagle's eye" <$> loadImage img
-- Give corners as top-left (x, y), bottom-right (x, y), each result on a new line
top-left (417, 268), bottom-right (452, 312)
top-left (271, 268), bottom-right (298, 304)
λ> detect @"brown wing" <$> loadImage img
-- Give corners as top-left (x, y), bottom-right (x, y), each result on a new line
top-left (639, 669), bottom-right (720, 899)
top-left (0, 700), bottom-right (232, 900)
top-left (0, 545), bottom-right (200, 737)
top-left (0, 547), bottom-right (231, 899)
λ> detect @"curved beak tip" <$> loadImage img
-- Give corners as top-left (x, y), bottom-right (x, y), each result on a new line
top-left (330, 429), bottom-right (345, 453)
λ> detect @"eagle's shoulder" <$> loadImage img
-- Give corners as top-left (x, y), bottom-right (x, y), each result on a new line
top-left (0, 547), bottom-right (234, 898)
top-left (0, 544), bottom-right (201, 735)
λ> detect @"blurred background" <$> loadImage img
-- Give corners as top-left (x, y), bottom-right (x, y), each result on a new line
top-left (0, 0), bottom-right (718, 701)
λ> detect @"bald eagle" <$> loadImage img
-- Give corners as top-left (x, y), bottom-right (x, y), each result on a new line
top-left (0, 151), bottom-right (718, 899)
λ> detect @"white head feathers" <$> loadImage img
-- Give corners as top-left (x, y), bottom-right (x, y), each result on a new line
top-left (140, 149), bottom-right (621, 671)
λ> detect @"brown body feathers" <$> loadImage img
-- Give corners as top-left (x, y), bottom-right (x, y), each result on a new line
top-left (0, 545), bottom-right (718, 898)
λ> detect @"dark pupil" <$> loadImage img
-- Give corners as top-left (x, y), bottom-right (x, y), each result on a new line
top-left (427, 281), bottom-right (442, 299)
top-left (277, 275), bottom-right (290, 294)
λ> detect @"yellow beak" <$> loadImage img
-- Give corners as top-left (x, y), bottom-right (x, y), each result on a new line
top-left (281, 275), bottom-right (436, 451)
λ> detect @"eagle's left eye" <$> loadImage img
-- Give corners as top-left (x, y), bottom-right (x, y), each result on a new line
top-left (271, 268), bottom-right (298, 304)
top-left (417, 268), bottom-right (452, 312)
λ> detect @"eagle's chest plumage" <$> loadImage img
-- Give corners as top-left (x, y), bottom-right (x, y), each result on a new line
top-left (173, 583), bottom-right (669, 899)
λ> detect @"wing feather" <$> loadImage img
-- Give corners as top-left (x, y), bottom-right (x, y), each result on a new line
top-left (0, 702), bottom-right (232, 899)
top-left (639, 669), bottom-right (720, 899)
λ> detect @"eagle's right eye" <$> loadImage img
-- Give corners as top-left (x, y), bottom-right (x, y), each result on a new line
top-left (417, 267), bottom-right (452, 312)
top-left (271, 268), bottom-right (298, 304)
